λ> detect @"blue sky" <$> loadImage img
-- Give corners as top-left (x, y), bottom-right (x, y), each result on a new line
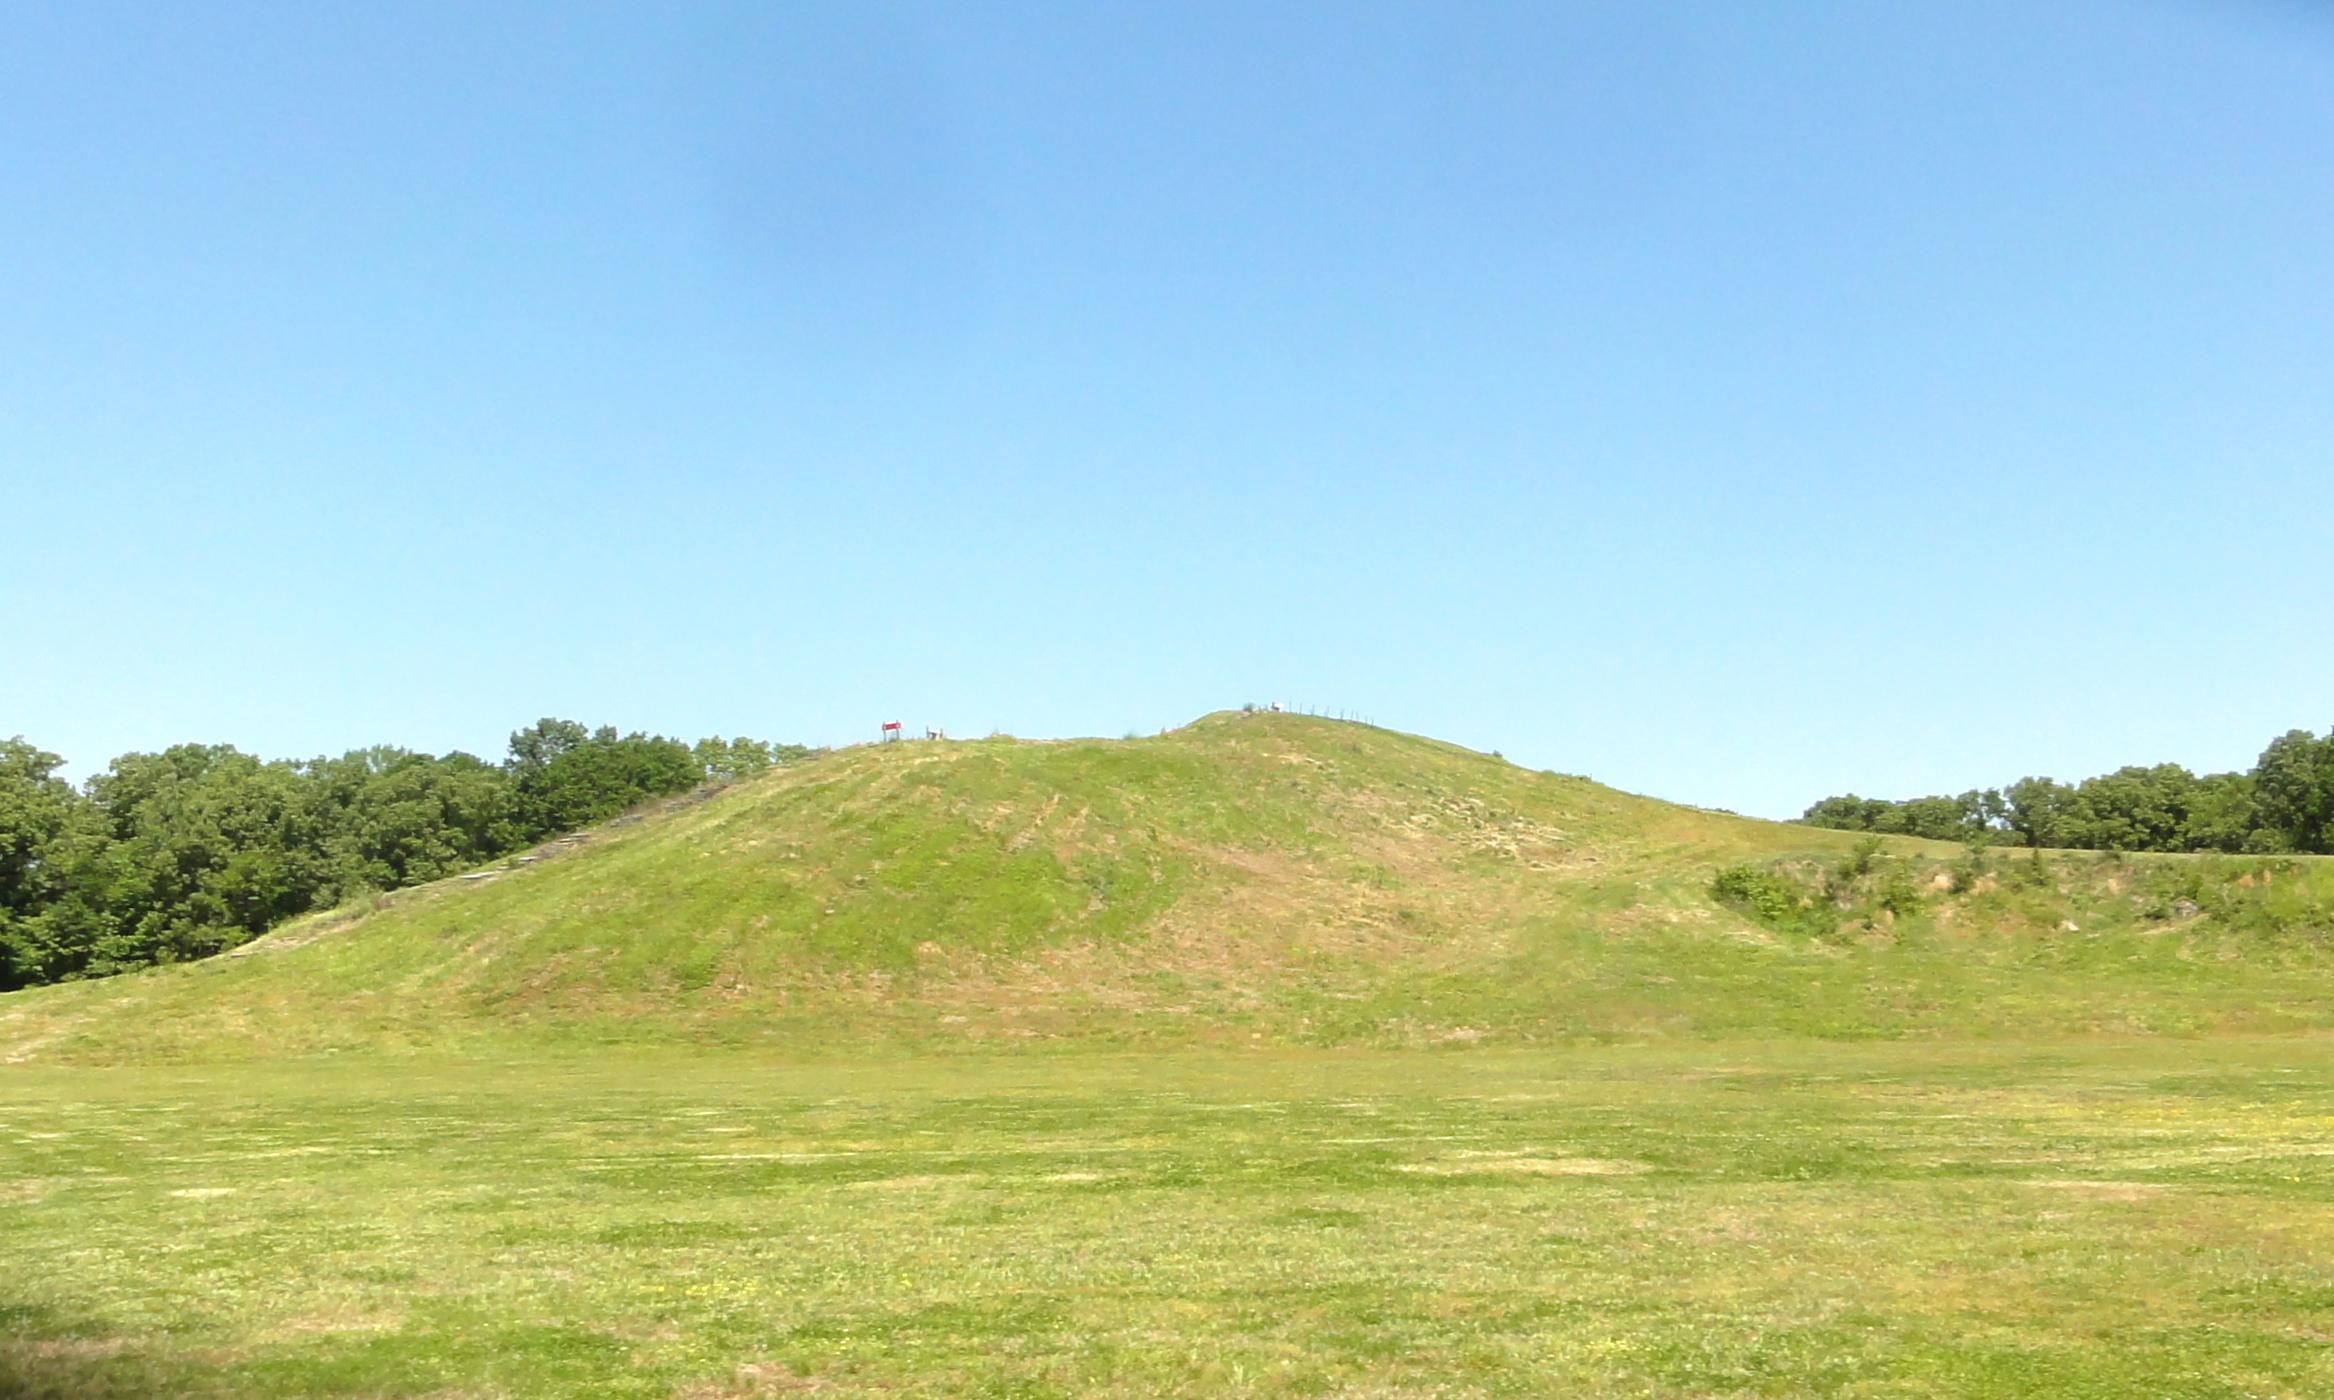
top-left (4, 1), bottom-right (2330, 816)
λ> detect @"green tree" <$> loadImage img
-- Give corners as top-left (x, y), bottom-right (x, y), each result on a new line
top-left (2181, 772), bottom-right (2256, 853)
top-left (0, 718), bottom-right (805, 990)
top-left (691, 736), bottom-right (816, 782)
top-left (307, 747), bottom-right (517, 892)
top-left (1801, 794), bottom-right (1891, 831)
top-left (83, 745), bottom-right (330, 970)
top-left (694, 736), bottom-right (771, 781)
top-left (2252, 729), bottom-right (2334, 854)
top-left (508, 723), bottom-right (701, 839)
top-left (1800, 790), bottom-right (2003, 843)
top-left (2001, 777), bottom-right (2080, 849)
top-left (0, 738), bottom-right (79, 926)
top-left (2069, 764), bottom-right (2196, 852)
top-left (0, 738), bottom-right (115, 989)
top-left (507, 718), bottom-right (592, 778)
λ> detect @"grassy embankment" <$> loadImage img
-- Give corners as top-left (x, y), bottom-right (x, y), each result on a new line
top-left (4, 713), bottom-right (2332, 1396)
top-left (5, 711), bottom-right (2330, 1062)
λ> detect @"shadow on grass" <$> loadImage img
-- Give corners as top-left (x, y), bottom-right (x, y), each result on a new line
top-left (0, 1301), bottom-right (195, 1400)
top-left (0, 1299), bottom-right (651, 1399)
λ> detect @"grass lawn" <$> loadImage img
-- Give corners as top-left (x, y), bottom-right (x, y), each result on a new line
top-left (5, 1038), bottom-right (2332, 1398)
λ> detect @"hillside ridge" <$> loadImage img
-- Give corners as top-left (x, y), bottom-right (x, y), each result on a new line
top-left (4, 711), bottom-right (2331, 1063)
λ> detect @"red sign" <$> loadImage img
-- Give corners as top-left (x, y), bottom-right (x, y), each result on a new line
top-left (881, 721), bottom-right (902, 733)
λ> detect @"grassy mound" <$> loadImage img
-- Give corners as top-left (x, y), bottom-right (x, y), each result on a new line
top-left (4, 712), bottom-right (2331, 1063)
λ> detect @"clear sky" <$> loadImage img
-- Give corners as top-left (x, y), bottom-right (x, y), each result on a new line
top-left (4, 1), bottom-right (2330, 816)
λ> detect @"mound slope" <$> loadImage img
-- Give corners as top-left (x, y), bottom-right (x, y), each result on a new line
top-left (4, 713), bottom-right (2329, 1062)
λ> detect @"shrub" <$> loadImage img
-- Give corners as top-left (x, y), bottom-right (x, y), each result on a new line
top-left (1712, 864), bottom-right (1835, 938)
top-left (1949, 841), bottom-right (1990, 894)
top-left (1877, 871), bottom-right (1926, 920)
top-left (2009, 847), bottom-right (2053, 890)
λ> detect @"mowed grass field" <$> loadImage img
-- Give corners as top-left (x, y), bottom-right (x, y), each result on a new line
top-left (6, 1038), bottom-right (2334, 1398)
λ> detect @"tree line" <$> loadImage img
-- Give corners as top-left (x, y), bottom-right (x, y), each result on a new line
top-left (1800, 727), bottom-right (2334, 854)
top-left (0, 719), bottom-right (811, 990)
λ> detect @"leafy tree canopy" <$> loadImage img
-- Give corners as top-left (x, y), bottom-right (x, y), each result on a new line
top-left (1801, 726), bottom-right (2331, 856)
top-left (0, 719), bottom-right (813, 991)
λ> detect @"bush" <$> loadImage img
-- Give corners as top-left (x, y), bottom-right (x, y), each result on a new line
top-left (1712, 864), bottom-right (1836, 939)
top-left (2131, 857), bottom-right (2334, 939)
top-left (1843, 836), bottom-right (1885, 879)
top-left (1949, 841), bottom-right (1990, 894)
top-left (1877, 871), bottom-right (1925, 919)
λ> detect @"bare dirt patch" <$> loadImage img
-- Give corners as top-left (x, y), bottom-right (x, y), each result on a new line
top-left (2024, 1179), bottom-right (2174, 1201)
top-left (1398, 1153), bottom-right (1646, 1178)
top-left (675, 1360), bottom-right (836, 1396)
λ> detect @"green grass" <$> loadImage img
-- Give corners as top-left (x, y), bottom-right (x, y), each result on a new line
top-left (6, 713), bottom-right (2334, 1394)
top-left (6, 713), bottom-right (2332, 1062)
top-left (5, 1040), bottom-right (2334, 1397)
